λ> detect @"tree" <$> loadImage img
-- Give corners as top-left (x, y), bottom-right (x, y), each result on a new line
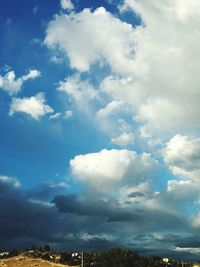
top-left (31, 245), bottom-right (37, 251)
top-left (60, 252), bottom-right (72, 264)
top-left (43, 245), bottom-right (50, 252)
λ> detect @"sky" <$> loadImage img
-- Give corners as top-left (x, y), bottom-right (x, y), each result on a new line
top-left (1, 0), bottom-right (200, 261)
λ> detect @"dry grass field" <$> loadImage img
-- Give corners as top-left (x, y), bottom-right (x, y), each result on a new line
top-left (0, 256), bottom-right (77, 267)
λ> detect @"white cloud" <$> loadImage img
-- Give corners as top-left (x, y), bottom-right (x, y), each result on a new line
top-left (175, 246), bottom-right (200, 255)
top-left (44, 7), bottom-right (135, 74)
top-left (0, 69), bottom-right (41, 95)
top-left (45, 1), bottom-right (200, 137)
top-left (101, 75), bottom-right (137, 105)
top-left (64, 110), bottom-right (73, 119)
top-left (95, 101), bottom-right (132, 141)
top-left (167, 179), bottom-right (200, 205)
top-left (45, 1), bottom-right (200, 223)
top-left (9, 93), bottom-right (53, 120)
top-left (135, 98), bottom-right (185, 131)
top-left (138, 126), bottom-right (162, 148)
top-left (50, 112), bottom-right (62, 120)
top-left (28, 199), bottom-right (54, 208)
top-left (70, 149), bottom-right (157, 191)
top-left (100, 0), bottom-right (200, 136)
top-left (111, 132), bottom-right (134, 146)
top-left (22, 70), bottom-right (40, 80)
top-left (0, 175), bottom-right (20, 188)
top-left (49, 110), bottom-right (73, 120)
top-left (58, 74), bottom-right (98, 102)
top-left (60, 0), bottom-right (74, 10)
top-left (96, 101), bottom-right (123, 120)
top-left (122, 0), bottom-right (200, 23)
top-left (57, 75), bottom-right (99, 120)
top-left (167, 179), bottom-right (192, 192)
top-left (163, 135), bottom-right (200, 182)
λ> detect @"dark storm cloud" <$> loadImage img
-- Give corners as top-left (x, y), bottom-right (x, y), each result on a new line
top-left (28, 182), bottom-right (67, 201)
top-left (0, 177), bottom-right (119, 251)
top-left (52, 194), bottom-right (140, 222)
top-left (0, 176), bottom-right (199, 260)
top-left (0, 177), bottom-right (78, 249)
top-left (0, 178), bottom-right (56, 242)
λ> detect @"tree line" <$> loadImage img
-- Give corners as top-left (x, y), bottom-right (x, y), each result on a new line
top-left (60, 247), bottom-right (194, 267)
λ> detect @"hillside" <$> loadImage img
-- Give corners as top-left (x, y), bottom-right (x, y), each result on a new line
top-left (0, 255), bottom-right (76, 267)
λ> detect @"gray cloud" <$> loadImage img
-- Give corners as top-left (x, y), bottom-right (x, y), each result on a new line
top-left (0, 175), bottom-right (199, 260)
top-left (53, 194), bottom-right (140, 222)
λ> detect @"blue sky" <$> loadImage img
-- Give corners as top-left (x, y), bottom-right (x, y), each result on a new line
top-left (1, 0), bottom-right (200, 260)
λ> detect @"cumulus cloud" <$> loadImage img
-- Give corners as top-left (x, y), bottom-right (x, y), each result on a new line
top-left (70, 149), bottom-right (157, 191)
top-left (44, 7), bottom-right (135, 74)
top-left (135, 98), bottom-right (185, 132)
top-left (44, 0), bottom-right (200, 137)
top-left (58, 74), bottom-right (98, 102)
top-left (110, 119), bottom-right (135, 147)
top-left (111, 132), bottom-right (134, 146)
top-left (100, 0), bottom-right (200, 136)
top-left (46, 1), bottom-right (200, 143)
top-left (60, 0), bottom-right (74, 10)
top-left (9, 93), bottom-right (53, 120)
top-left (163, 135), bottom-right (200, 181)
top-left (95, 100), bottom-right (133, 142)
top-left (57, 75), bottom-right (99, 119)
top-left (96, 101), bottom-right (124, 120)
top-left (0, 69), bottom-right (41, 95)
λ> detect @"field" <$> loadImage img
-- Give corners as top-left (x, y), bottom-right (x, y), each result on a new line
top-left (0, 256), bottom-right (76, 267)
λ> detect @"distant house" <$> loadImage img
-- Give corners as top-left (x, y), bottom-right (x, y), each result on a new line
top-left (40, 251), bottom-right (61, 263)
top-left (0, 251), bottom-right (9, 257)
top-left (47, 253), bottom-right (61, 262)
top-left (162, 258), bottom-right (169, 263)
top-left (162, 258), bottom-right (174, 266)
top-left (28, 250), bottom-right (35, 253)
top-left (72, 252), bottom-right (79, 257)
top-left (54, 254), bottom-right (61, 262)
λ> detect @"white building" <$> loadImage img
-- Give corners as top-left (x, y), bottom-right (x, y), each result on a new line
top-left (162, 258), bottom-right (169, 263)
top-left (0, 252), bottom-right (9, 257)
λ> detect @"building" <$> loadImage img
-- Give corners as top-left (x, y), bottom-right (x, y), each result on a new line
top-left (0, 252), bottom-right (9, 257)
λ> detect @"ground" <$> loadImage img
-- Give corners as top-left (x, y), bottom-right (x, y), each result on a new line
top-left (0, 256), bottom-right (76, 267)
